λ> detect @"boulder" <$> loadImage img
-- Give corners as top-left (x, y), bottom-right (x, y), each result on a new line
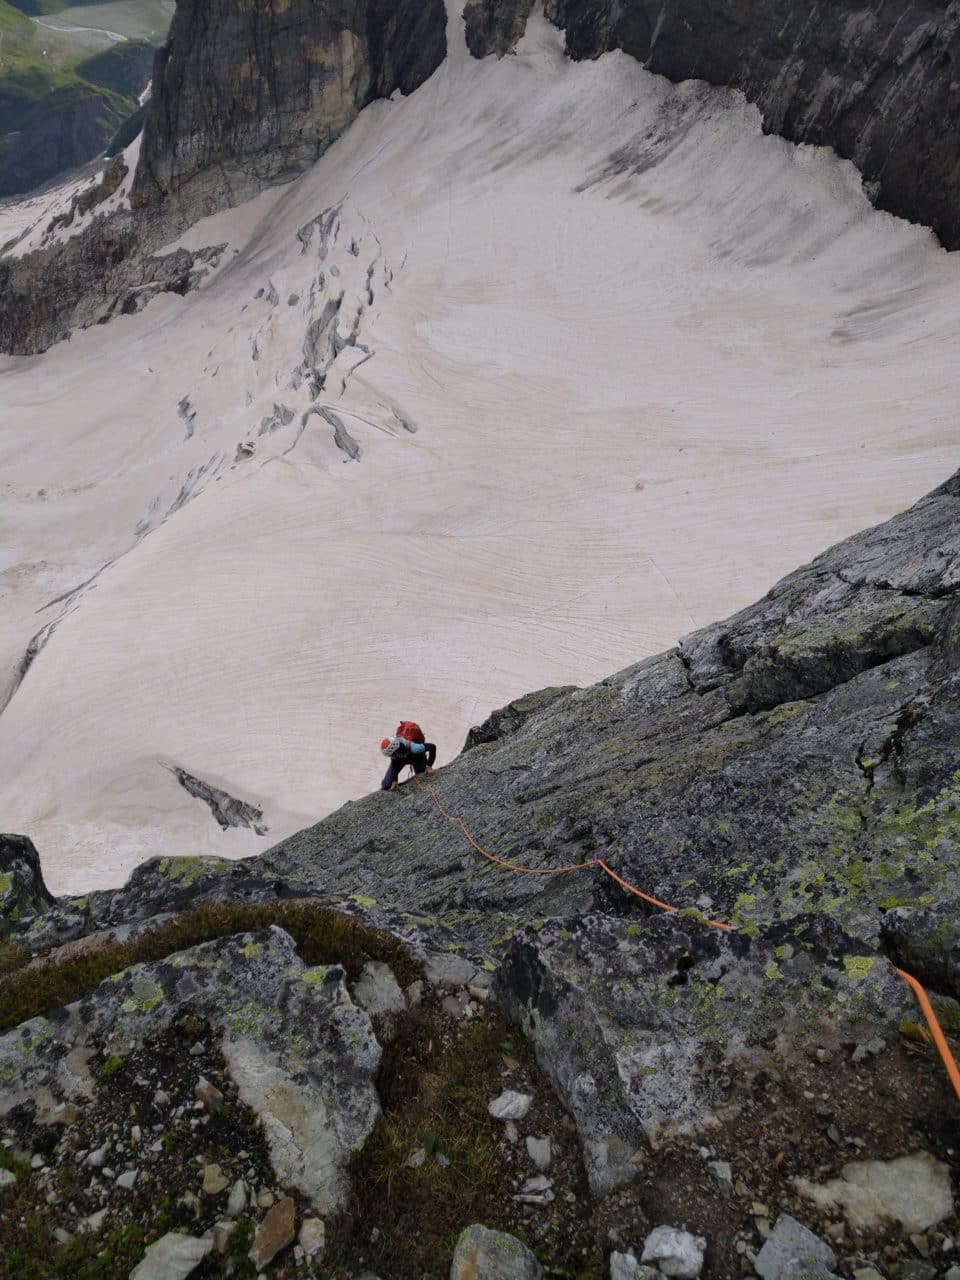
top-left (794, 1153), bottom-right (954, 1234)
top-left (640, 1226), bottom-right (706, 1279)
top-left (250, 1196), bottom-right (296, 1269)
top-left (0, 927), bottom-right (381, 1211)
top-left (129, 1231), bottom-right (213, 1280)
top-left (450, 1224), bottom-right (543, 1280)
top-left (753, 1214), bottom-right (837, 1280)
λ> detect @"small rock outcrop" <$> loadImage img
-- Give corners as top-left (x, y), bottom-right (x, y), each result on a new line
top-left (0, 834), bottom-right (55, 930)
top-left (0, 226), bottom-right (226, 356)
top-left (494, 913), bottom-right (906, 1192)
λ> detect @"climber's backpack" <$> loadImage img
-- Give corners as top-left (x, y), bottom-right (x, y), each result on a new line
top-left (396, 720), bottom-right (425, 744)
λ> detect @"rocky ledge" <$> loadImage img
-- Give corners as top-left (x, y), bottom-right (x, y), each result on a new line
top-left (2, 471), bottom-right (959, 1276)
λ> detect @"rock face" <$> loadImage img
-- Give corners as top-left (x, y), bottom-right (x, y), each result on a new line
top-left (0, 220), bottom-right (226, 355)
top-left (132, 0), bottom-right (447, 214)
top-left (465, 0), bottom-right (960, 250)
top-left (493, 912), bottom-right (906, 1192)
top-left (248, 470), bottom-right (960, 958)
top-left (0, 927), bottom-right (382, 1210)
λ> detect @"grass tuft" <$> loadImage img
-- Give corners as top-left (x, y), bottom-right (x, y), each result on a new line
top-left (0, 900), bottom-right (418, 1032)
top-left (327, 1008), bottom-right (535, 1278)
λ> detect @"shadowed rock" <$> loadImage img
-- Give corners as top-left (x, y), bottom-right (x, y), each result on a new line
top-left (0, 834), bottom-right (55, 934)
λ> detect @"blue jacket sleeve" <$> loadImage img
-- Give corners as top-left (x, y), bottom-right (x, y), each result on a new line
top-left (409, 741), bottom-right (426, 755)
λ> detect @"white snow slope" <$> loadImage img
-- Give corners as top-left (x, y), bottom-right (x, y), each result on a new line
top-left (1, 10), bottom-right (958, 893)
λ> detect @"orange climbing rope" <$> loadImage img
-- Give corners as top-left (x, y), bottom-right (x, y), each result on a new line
top-left (415, 776), bottom-right (960, 1097)
top-left (595, 858), bottom-right (733, 931)
top-left (422, 780), bottom-right (593, 875)
top-left (894, 965), bottom-right (960, 1100)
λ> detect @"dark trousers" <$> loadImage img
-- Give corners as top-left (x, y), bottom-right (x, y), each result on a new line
top-left (381, 743), bottom-right (437, 790)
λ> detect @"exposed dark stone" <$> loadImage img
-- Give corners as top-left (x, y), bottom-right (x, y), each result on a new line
top-left (170, 768), bottom-right (267, 836)
top-left (882, 901), bottom-right (960, 1002)
top-left (0, 225), bottom-right (226, 355)
top-left (494, 912), bottom-right (903, 1191)
top-left (467, 0), bottom-right (960, 250)
top-left (0, 834), bottom-right (55, 933)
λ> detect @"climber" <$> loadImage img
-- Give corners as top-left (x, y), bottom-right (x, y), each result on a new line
top-left (380, 721), bottom-right (437, 790)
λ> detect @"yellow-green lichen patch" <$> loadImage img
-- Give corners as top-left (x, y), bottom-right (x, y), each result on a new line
top-left (299, 967), bottom-right (332, 988)
top-left (120, 976), bottom-right (164, 1015)
top-left (842, 955), bottom-right (876, 981)
top-left (0, 873), bottom-right (14, 895)
top-left (224, 1002), bottom-right (268, 1036)
top-left (350, 893), bottom-right (377, 908)
top-left (156, 856), bottom-right (232, 887)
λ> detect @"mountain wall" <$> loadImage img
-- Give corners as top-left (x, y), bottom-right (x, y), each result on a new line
top-left (1, 86), bottom-right (128, 201)
top-left (0, 30), bottom-right (156, 201)
top-left (131, 0), bottom-right (447, 213)
top-left (465, 0), bottom-right (960, 251)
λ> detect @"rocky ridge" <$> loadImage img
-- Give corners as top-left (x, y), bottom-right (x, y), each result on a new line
top-left (465, 0), bottom-right (960, 251)
top-left (2, 471), bottom-right (958, 1276)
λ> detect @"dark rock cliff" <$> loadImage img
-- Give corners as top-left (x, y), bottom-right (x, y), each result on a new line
top-left (465, 0), bottom-right (960, 251)
top-left (132, 0), bottom-right (447, 213)
top-left (0, 0), bottom-right (447, 356)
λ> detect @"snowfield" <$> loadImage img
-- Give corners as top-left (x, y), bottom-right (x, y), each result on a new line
top-left (1, 10), bottom-right (958, 893)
